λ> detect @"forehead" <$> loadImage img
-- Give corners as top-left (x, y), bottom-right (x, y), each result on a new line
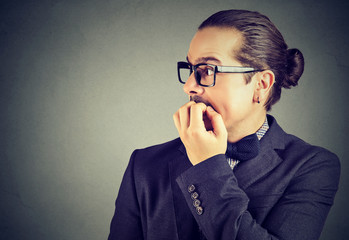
top-left (187, 27), bottom-right (243, 65)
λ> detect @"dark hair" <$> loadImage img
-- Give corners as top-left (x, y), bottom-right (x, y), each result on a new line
top-left (199, 10), bottom-right (304, 111)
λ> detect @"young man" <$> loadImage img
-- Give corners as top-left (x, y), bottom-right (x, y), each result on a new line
top-left (108, 10), bottom-right (340, 240)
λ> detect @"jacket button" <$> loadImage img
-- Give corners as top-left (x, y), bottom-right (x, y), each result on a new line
top-left (191, 192), bottom-right (199, 200)
top-left (193, 199), bottom-right (201, 207)
top-left (188, 184), bottom-right (195, 193)
top-left (196, 206), bottom-right (203, 215)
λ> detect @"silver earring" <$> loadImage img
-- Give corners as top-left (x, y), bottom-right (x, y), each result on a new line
top-left (257, 97), bottom-right (260, 104)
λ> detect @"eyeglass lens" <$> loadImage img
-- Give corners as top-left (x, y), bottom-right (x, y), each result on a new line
top-left (178, 64), bottom-right (215, 86)
top-left (195, 65), bottom-right (215, 86)
top-left (178, 67), bottom-right (191, 83)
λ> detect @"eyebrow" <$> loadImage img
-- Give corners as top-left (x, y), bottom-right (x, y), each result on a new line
top-left (186, 56), bottom-right (222, 65)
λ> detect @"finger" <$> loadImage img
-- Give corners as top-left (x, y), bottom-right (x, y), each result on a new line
top-left (173, 111), bottom-right (180, 132)
top-left (178, 101), bottom-right (196, 130)
top-left (189, 103), bottom-right (207, 130)
top-left (205, 106), bottom-right (227, 137)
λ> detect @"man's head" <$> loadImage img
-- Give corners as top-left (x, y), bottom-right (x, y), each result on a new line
top-left (181, 10), bottom-right (304, 137)
top-left (197, 10), bottom-right (304, 111)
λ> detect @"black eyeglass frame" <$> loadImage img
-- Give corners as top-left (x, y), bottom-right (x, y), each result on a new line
top-left (177, 61), bottom-right (264, 87)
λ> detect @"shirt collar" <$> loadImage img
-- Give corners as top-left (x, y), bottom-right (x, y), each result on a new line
top-left (256, 117), bottom-right (269, 141)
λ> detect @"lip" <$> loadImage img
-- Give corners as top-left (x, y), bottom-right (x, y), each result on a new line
top-left (190, 95), bottom-right (215, 111)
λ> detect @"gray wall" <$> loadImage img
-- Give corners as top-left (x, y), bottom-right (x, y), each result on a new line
top-left (1, 0), bottom-right (348, 239)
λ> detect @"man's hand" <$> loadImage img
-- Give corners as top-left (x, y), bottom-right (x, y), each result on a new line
top-left (173, 101), bottom-right (228, 165)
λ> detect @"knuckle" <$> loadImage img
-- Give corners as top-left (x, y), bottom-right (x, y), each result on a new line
top-left (190, 104), bottom-right (198, 112)
top-left (179, 104), bottom-right (189, 112)
top-left (191, 103), bottom-right (206, 114)
top-left (185, 101), bottom-right (195, 108)
top-left (197, 102), bottom-right (206, 107)
top-left (196, 102), bottom-right (206, 110)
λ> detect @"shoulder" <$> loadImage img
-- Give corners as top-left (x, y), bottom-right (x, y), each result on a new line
top-left (133, 137), bottom-right (183, 157)
top-left (284, 133), bottom-right (339, 162)
top-left (268, 115), bottom-right (340, 182)
top-left (284, 133), bottom-right (340, 178)
top-left (130, 137), bottom-right (184, 167)
top-left (267, 115), bottom-right (339, 161)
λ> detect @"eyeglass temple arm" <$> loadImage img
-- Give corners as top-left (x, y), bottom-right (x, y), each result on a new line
top-left (216, 66), bottom-right (262, 73)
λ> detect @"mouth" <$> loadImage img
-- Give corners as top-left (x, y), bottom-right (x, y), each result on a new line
top-left (190, 96), bottom-right (215, 110)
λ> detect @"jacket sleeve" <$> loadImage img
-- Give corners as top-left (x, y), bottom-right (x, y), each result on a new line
top-left (176, 150), bottom-right (340, 240)
top-left (108, 150), bottom-right (144, 240)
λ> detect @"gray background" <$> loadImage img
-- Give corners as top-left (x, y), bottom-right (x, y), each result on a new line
top-left (1, 0), bottom-right (348, 239)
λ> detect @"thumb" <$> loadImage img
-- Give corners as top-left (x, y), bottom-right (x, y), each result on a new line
top-left (205, 107), bottom-right (227, 138)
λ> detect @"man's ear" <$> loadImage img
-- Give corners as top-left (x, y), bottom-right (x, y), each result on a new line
top-left (253, 70), bottom-right (275, 104)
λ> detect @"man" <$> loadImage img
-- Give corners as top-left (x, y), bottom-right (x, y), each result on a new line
top-left (108, 10), bottom-right (340, 240)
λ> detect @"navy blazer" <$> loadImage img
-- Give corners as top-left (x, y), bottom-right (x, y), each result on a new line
top-left (108, 116), bottom-right (340, 240)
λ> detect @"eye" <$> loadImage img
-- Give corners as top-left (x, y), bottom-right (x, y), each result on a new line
top-left (197, 66), bottom-right (214, 76)
top-left (207, 68), bottom-right (214, 76)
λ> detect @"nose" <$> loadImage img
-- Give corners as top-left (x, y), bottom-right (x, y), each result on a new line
top-left (183, 72), bottom-right (204, 96)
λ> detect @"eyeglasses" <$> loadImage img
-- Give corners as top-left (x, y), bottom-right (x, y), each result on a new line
top-left (177, 61), bottom-right (263, 87)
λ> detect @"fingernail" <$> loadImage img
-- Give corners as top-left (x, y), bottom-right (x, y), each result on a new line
top-left (207, 106), bottom-right (214, 111)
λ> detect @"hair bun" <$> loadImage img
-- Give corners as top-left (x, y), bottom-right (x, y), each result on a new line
top-left (282, 48), bottom-right (304, 88)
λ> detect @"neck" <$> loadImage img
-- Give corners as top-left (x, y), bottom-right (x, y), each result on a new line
top-left (227, 110), bottom-right (267, 143)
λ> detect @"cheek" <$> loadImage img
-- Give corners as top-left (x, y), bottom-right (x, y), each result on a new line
top-left (205, 76), bottom-right (256, 122)
top-left (212, 85), bottom-right (254, 121)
